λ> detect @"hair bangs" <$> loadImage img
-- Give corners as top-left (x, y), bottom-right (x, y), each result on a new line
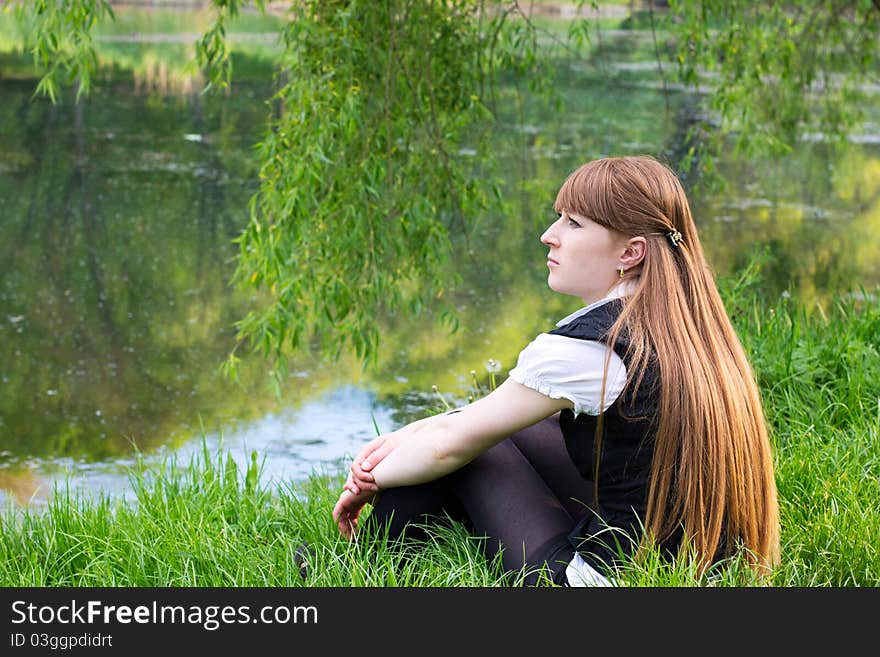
top-left (553, 160), bottom-right (615, 228)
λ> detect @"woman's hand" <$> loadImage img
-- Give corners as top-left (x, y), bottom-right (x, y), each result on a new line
top-left (344, 432), bottom-right (403, 494)
top-left (332, 487), bottom-right (378, 540)
top-left (332, 413), bottom-right (442, 538)
top-left (333, 432), bottom-right (402, 538)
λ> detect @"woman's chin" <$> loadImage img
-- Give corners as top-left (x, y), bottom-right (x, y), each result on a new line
top-left (547, 282), bottom-right (575, 298)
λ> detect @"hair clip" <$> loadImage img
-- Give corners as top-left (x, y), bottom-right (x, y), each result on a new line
top-left (666, 230), bottom-right (683, 248)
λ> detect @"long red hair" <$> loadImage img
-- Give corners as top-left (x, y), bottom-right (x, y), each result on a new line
top-left (554, 156), bottom-right (780, 572)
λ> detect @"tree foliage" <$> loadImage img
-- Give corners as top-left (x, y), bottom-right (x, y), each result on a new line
top-left (231, 1), bottom-right (505, 374)
top-left (667, 0), bottom-right (880, 178)
top-left (12, 0), bottom-right (115, 102)
top-left (9, 0), bottom-right (880, 372)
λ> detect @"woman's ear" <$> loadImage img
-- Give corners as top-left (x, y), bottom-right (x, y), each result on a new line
top-left (620, 236), bottom-right (646, 270)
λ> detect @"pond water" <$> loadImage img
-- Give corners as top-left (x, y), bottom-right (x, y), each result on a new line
top-left (1, 6), bottom-right (879, 507)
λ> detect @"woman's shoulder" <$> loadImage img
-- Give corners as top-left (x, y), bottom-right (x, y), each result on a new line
top-left (550, 298), bottom-right (624, 342)
top-left (517, 331), bottom-right (611, 362)
top-left (510, 318), bottom-right (628, 415)
top-left (513, 325), bottom-right (625, 378)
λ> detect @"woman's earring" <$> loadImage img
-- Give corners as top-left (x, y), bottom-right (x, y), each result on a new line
top-left (618, 267), bottom-right (625, 279)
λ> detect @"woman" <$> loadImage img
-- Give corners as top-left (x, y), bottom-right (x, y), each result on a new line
top-left (331, 155), bottom-right (780, 586)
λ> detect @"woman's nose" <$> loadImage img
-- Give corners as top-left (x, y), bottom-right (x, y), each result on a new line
top-left (541, 222), bottom-right (559, 246)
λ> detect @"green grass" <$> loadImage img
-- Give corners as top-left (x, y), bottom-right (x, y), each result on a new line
top-left (0, 445), bottom-right (512, 587)
top-left (1, 263), bottom-right (878, 587)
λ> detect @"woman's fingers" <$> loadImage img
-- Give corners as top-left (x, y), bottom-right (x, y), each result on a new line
top-left (349, 477), bottom-right (378, 493)
top-left (361, 442), bottom-right (394, 471)
top-left (332, 493), bottom-right (346, 522)
top-left (352, 437), bottom-right (385, 480)
top-left (345, 470), bottom-right (377, 495)
top-left (350, 461), bottom-right (373, 483)
top-left (337, 517), bottom-right (351, 540)
top-left (354, 437), bottom-right (384, 464)
top-left (332, 495), bottom-right (356, 540)
top-left (337, 513), bottom-right (351, 539)
top-left (332, 490), bottom-right (353, 521)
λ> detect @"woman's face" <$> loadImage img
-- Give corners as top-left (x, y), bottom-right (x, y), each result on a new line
top-left (540, 211), bottom-right (625, 305)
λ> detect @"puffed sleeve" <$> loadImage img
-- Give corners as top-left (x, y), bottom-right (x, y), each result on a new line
top-left (508, 333), bottom-right (628, 416)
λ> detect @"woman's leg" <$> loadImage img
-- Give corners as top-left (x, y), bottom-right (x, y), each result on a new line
top-left (366, 480), bottom-right (467, 544)
top-left (444, 437), bottom-right (577, 584)
top-left (366, 417), bottom-right (592, 585)
top-left (508, 416), bottom-right (594, 521)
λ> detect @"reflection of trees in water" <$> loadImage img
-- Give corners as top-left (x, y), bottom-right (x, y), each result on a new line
top-left (133, 53), bottom-right (200, 97)
top-left (0, 467), bottom-right (43, 506)
top-left (693, 144), bottom-right (880, 306)
top-left (75, 98), bottom-right (125, 361)
top-left (0, 82), bottom-right (266, 462)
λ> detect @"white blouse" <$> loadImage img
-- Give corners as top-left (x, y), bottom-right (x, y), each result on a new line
top-left (508, 282), bottom-right (635, 416)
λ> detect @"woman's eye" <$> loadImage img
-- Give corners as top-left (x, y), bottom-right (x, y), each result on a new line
top-left (568, 218), bottom-right (581, 228)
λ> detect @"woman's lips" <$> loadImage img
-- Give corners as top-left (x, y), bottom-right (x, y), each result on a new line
top-left (547, 257), bottom-right (559, 266)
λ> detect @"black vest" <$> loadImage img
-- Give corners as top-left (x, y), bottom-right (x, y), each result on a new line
top-left (549, 299), bottom-right (662, 570)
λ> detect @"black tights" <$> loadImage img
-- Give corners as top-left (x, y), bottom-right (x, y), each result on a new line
top-left (364, 417), bottom-right (594, 585)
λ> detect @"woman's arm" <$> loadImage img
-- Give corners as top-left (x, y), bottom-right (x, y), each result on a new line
top-left (366, 378), bottom-right (572, 489)
top-left (345, 407), bottom-right (464, 492)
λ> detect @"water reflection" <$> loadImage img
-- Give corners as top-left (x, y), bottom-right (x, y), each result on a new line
top-left (0, 76), bottom-right (267, 457)
top-left (182, 386), bottom-right (401, 487)
top-left (695, 147), bottom-right (880, 304)
top-left (1, 13), bottom-right (878, 506)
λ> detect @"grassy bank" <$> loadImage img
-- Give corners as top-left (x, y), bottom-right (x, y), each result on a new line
top-left (1, 268), bottom-right (878, 586)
